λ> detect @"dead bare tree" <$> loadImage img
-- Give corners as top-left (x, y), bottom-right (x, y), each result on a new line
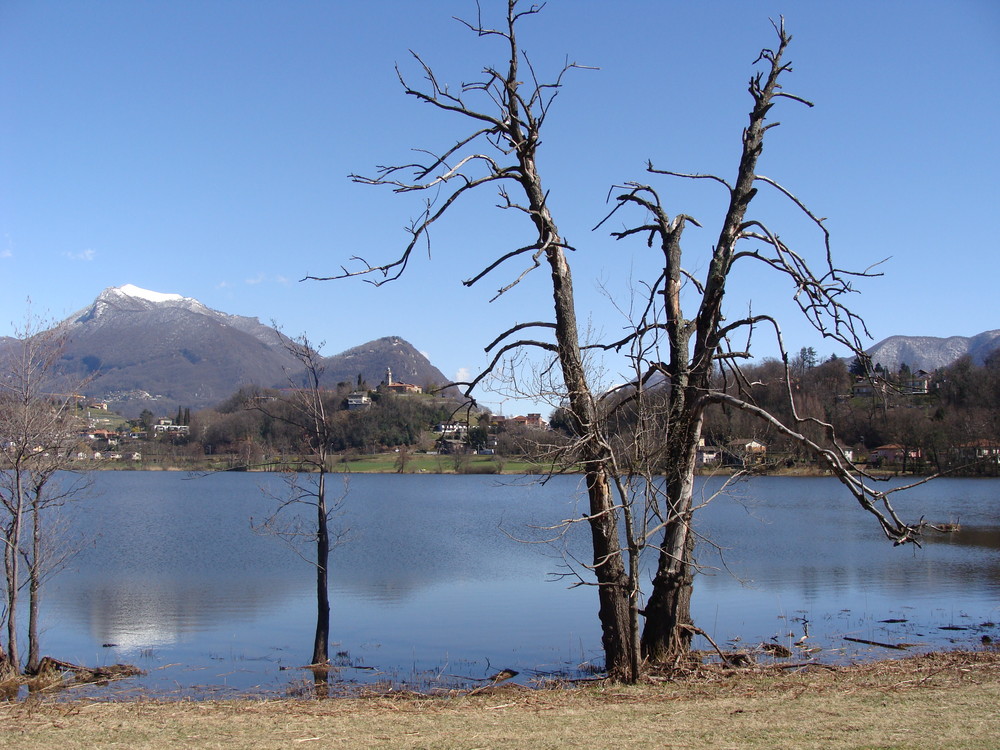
top-left (309, 2), bottom-right (922, 680)
top-left (310, 0), bottom-right (638, 680)
top-left (0, 317), bottom-right (88, 675)
top-left (595, 21), bottom-right (922, 662)
top-left (247, 333), bottom-right (348, 667)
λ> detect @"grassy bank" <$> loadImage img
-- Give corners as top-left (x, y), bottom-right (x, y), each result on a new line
top-left (112, 453), bottom-right (559, 475)
top-left (323, 453), bottom-right (547, 475)
top-left (2, 651), bottom-right (998, 749)
top-left (88, 452), bottom-right (861, 476)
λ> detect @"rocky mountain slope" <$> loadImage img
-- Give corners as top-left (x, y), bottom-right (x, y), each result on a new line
top-left (865, 329), bottom-right (1000, 372)
top-left (4, 285), bottom-right (449, 417)
top-left (316, 336), bottom-right (452, 393)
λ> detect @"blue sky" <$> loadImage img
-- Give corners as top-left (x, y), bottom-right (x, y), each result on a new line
top-left (2, 1), bottom-right (998, 413)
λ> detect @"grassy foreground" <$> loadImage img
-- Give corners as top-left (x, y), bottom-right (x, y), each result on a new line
top-left (2, 651), bottom-right (998, 749)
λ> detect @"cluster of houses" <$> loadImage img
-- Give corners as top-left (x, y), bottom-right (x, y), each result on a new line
top-left (75, 427), bottom-right (142, 462)
top-left (695, 436), bottom-right (998, 470)
top-left (64, 371), bottom-right (999, 471)
top-left (867, 440), bottom-right (1000, 467)
top-left (489, 413), bottom-right (548, 430)
top-left (430, 413), bottom-right (552, 455)
top-left (695, 438), bottom-right (769, 468)
top-left (850, 370), bottom-right (932, 398)
top-left (74, 416), bottom-right (192, 462)
top-left (694, 436), bottom-right (999, 470)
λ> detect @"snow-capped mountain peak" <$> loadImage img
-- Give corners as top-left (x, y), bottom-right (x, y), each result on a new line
top-left (113, 284), bottom-right (186, 304)
top-left (70, 284), bottom-right (208, 328)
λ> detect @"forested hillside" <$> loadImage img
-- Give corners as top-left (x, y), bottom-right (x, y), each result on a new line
top-left (699, 349), bottom-right (1000, 474)
top-left (80, 348), bottom-right (1000, 476)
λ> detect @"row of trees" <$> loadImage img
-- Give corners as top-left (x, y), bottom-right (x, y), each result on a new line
top-left (122, 345), bottom-right (999, 477)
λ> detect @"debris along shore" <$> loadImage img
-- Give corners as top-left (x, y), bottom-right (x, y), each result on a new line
top-left (2, 651), bottom-right (999, 750)
top-left (0, 657), bottom-right (143, 700)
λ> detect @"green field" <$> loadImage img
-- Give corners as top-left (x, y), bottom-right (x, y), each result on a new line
top-left (326, 452), bottom-right (552, 475)
top-left (128, 452), bottom-right (561, 475)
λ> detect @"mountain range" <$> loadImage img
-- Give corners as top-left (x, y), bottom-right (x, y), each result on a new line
top-left (865, 330), bottom-right (1000, 373)
top-left (5, 284), bottom-right (450, 418)
top-left (3, 284), bottom-right (995, 417)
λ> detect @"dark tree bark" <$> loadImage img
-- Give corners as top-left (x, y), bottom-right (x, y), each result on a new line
top-left (598, 21), bottom-right (923, 663)
top-left (312, 471), bottom-right (331, 666)
top-left (26, 490), bottom-right (41, 674)
top-left (2, 476), bottom-right (23, 671)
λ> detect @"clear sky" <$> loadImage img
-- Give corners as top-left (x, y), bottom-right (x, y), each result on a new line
top-left (2, 1), bottom-right (998, 413)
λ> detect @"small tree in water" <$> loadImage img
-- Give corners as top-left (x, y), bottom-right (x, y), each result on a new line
top-left (310, 2), bottom-right (924, 681)
top-left (248, 334), bottom-right (348, 667)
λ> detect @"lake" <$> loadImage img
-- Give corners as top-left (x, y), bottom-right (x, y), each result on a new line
top-left (23, 472), bottom-right (1000, 698)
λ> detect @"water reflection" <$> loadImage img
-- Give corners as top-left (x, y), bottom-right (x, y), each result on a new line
top-left (32, 472), bottom-right (1000, 696)
top-left (923, 526), bottom-right (1000, 552)
top-left (61, 575), bottom-right (306, 650)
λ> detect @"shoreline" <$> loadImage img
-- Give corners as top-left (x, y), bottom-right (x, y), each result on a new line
top-left (3, 650), bottom-right (999, 749)
top-left (77, 457), bottom-right (939, 479)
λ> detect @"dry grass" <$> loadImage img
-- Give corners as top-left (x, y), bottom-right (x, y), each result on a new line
top-left (1, 651), bottom-right (998, 749)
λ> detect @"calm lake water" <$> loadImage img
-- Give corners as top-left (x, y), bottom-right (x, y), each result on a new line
top-left (25, 472), bottom-right (1000, 698)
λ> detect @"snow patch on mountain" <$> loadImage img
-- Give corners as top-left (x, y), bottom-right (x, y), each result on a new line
top-left (114, 284), bottom-right (186, 304)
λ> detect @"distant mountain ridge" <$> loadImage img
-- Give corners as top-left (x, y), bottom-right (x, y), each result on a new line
top-left (865, 329), bottom-right (1000, 372)
top-left (1, 285), bottom-right (450, 417)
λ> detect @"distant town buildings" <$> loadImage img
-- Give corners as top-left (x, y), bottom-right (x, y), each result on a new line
top-left (346, 392), bottom-right (372, 410)
top-left (153, 418), bottom-right (189, 435)
top-left (380, 367), bottom-right (423, 395)
top-left (489, 413), bottom-right (549, 430)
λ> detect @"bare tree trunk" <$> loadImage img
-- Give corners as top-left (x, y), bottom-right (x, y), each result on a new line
top-left (312, 470), bottom-right (330, 666)
top-left (547, 228), bottom-right (637, 681)
top-left (249, 334), bottom-right (344, 671)
top-left (321, 5), bottom-right (917, 683)
top-left (1, 318), bottom-right (89, 676)
top-left (312, 0), bottom-right (644, 681)
top-left (25, 575), bottom-right (40, 674)
top-left (641, 518), bottom-right (696, 662)
top-left (584, 466), bottom-right (635, 681)
top-left (641, 427), bottom-right (700, 662)
top-left (4, 472), bottom-right (24, 672)
top-left (25, 490), bottom-right (41, 674)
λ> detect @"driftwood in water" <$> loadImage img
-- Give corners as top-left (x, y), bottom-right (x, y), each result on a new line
top-left (843, 636), bottom-right (911, 651)
top-left (34, 656), bottom-right (143, 683)
top-left (467, 669), bottom-right (520, 695)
